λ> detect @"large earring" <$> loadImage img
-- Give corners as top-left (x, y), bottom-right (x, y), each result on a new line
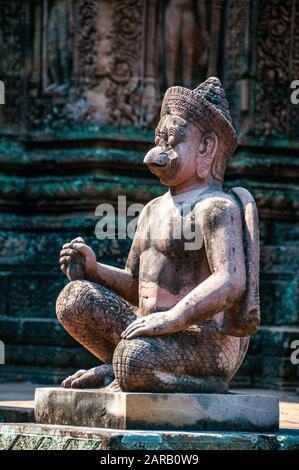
top-left (197, 155), bottom-right (211, 179)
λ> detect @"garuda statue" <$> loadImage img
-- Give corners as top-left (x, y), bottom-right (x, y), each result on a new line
top-left (56, 77), bottom-right (260, 393)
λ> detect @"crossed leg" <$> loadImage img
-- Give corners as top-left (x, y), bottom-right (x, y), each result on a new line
top-left (56, 280), bottom-right (137, 388)
top-left (113, 323), bottom-right (249, 393)
top-left (57, 280), bottom-right (249, 392)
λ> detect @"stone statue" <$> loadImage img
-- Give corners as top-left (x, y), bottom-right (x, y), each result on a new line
top-left (56, 77), bottom-right (260, 393)
top-left (46, 0), bottom-right (72, 93)
top-left (165, 0), bottom-right (209, 88)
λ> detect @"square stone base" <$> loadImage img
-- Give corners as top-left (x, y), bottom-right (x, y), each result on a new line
top-left (35, 388), bottom-right (279, 432)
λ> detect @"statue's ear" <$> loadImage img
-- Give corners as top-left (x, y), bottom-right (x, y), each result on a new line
top-left (197, 132), bottom-right (218, 179)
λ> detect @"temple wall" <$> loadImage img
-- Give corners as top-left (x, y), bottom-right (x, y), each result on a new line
top-left (0, 0), bottom-right (298, 389)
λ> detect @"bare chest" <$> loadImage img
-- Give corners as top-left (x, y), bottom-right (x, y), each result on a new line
top-left (138, 204), bottom-right (203, 257)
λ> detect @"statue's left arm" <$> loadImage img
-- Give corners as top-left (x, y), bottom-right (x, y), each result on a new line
top-left (122, 199), bottom-right (246, 339)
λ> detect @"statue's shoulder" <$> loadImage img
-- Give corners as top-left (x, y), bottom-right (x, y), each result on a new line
top-left (199, 189), bottom-right (241, 223)
top-left (138, 194), bottom-right (165, 223)
top-left (143, 194), bottom-right (165, 212)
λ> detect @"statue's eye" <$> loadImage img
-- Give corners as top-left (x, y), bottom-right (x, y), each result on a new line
top-left (155, 129), bottom-right (161, 146)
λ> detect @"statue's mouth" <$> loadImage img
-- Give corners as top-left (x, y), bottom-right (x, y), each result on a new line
top-left (147, 161), bottom-right (170, 176)
top-left (148, 161), bottom-right (168, 169)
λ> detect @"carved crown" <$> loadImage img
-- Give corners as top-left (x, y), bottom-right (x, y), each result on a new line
top-left (161, 77), bottom-right (238, 158)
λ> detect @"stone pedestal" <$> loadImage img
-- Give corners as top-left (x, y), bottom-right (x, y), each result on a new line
top-left (35, 388), bottom-right (279, 432)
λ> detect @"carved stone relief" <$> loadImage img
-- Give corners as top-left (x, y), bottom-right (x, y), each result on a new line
top-left (1, 0), bottom-right (228, 131)
top-left (224, 0), bottom-right (299, 142)
top-left (163, 0), bottom-right (209, 88)
top-left (0, 0), bottom-right (26, 129)
top-left (27, 0), bottom-right (226, 130)
top-left (253, 0), bottom-right (299, 138)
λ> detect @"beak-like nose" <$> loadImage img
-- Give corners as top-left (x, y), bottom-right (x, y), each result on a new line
top-left (143, 147), bottom-right (170, 167)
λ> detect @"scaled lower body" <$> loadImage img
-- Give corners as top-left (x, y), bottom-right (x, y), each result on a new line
top-left (56, 280), bottom-right (249, 393)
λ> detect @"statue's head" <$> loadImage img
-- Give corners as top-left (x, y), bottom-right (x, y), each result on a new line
top-left (143, 77), bottom-right (238, 188)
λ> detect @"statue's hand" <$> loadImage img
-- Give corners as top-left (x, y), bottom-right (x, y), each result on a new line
top-left (121, 311), bottom-right (178, 340)
top-left (59, 237), bottom-right (98, 281)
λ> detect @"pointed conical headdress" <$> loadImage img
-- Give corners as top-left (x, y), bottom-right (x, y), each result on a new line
top-left (160, 77), bottom-right (238, 157)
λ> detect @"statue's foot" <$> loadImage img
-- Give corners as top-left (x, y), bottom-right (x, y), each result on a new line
top-left (103, 379), bottom-right (122, 392)
top-left (61, 363), bottom-right (114, 389)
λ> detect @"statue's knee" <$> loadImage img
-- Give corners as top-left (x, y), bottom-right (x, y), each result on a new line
top-left (113, 338), bottom-right (160, 391)
top-left (56, 280), bottom-right (93, 326)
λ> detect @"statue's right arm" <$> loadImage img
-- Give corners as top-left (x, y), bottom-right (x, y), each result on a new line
top-left (61, 201), bottom-right (154, 306)
top-left (60, 234), bottom-right (139, 305)
top-left (94, 199), bottom-right (156, 305)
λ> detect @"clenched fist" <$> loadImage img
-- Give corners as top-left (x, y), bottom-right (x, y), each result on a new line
top-left (59, 237), bottom-right (98, 281)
